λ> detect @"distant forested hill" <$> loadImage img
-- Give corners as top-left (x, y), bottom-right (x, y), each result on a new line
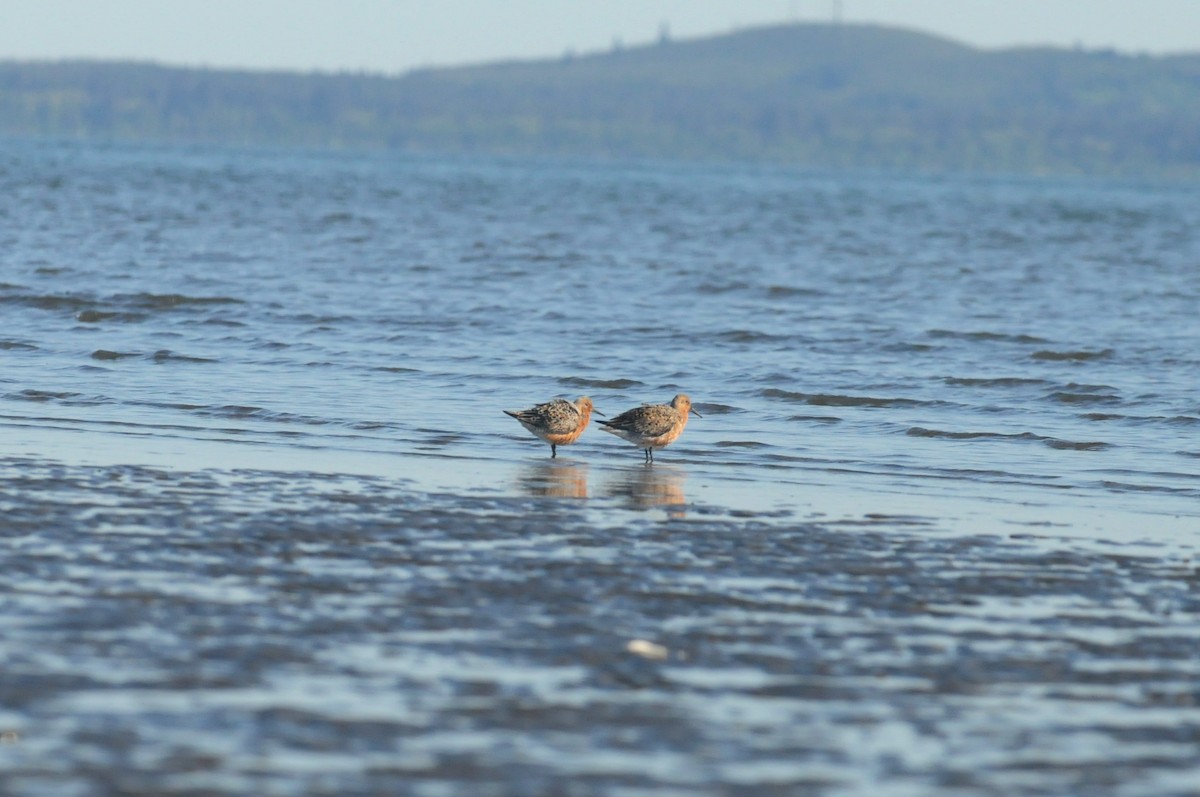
top-left (3, 23), bottom-right (1199, 177)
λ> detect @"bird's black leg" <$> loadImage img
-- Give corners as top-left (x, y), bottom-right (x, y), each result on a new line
top-left (551, 444), bottom-right (557, 458)
top-left (645, 448), bottom-right (653, 463)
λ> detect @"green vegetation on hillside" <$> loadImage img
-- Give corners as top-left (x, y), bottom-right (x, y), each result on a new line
top-left (3, 23), bottom-right (1198, 176)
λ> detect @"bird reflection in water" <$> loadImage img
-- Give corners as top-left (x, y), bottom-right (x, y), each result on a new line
top-left (517, 459), bottom-right (590, 499)
top-left (604, 465), bottom-right (687, 515)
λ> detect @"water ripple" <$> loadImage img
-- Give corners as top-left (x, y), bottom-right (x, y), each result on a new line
top-left (763, 389), bottom-right (932, 408)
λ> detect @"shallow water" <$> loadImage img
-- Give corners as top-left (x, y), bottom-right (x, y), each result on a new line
top-left (2, 139), bottom-right (1199, 794)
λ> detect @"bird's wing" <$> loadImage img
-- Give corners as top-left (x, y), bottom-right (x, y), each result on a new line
top-left (635, 406), bottom-right (677, 437)
top-left (605, 405), bottom-right (672, 436)
top-left (534, 399), bottom-right (582, 434)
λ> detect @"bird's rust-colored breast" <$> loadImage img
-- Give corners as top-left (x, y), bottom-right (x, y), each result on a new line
top-left (545, 402), bottom-right (591, 445)
top-left (642, 407), bottom-right (687, 447)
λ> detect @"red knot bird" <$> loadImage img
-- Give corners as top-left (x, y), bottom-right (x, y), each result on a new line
top-left (598, 394), bottom-right (700, 463)
top-left (504, 396), bottom-right (601, 458)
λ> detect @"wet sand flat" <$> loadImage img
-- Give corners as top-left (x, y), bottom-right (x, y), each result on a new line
top-left (1, 458), bottom-right (1198, 796)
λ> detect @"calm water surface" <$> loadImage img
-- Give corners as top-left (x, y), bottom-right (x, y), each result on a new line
top-left (2, 140), bottom-right (1199, 795)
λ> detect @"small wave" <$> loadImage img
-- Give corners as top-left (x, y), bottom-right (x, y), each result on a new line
top-left (696, 403), bottom-right (739, 415)
top-left (91, 349), bottom-right (139, 361)
top-left (197, 404), bottom-right (263, 418)
top-left (714, 440), bottom-right (770, 448)
top-left (928, 329), bottom-right (1049, 345)
top-left (417, 432), bottom-right (465, 448)
top-left (1167, 415), bottom-right (1200, 426)
top-left (75, 309), bottom-right (147, 324)
top-left (1100, 480), bottom-right (1195, 495)
top-left (885, 342), bottom-right (936, 353)
top-left (788, 415), bottom-right (842, 424)
top-left (695, 281), bottom-right (749, 295)
top-left (151, 350), bottom-right (216, 364)
top-left (1, 293), bottom-right (93, 311)
top-left (907, 427), bottom-right (1110, 451)
top-left (763, 389), bottom-right (925, 408)
top-left (129, 400), bottom-right (206, 411)
top-left (1044, 438), bottom-right (1111, 451)
top-left (7, 389), bottom-right (113, 406)
top-left (907, 427), bottom-right (1041, 442)
top-left (0, 341), bottom-right (37, 351)
top-left (559, 377), bottom-right (643, 390)
top-left (862, 513), bottom-right (937, 526)
top-left (762, 452), bottom-right (808, 464)
top-left (294, 313), bottom-right (356, 325)
top-left (11, 389), bottom-right (82, 402)
top-left (716, 330), bottom-right (792, 344)
top-left (1031, 349), bottom-right (1114, 362)
top-left (1047, 391), bottom-right (1121, 405)
top-left (1063, 382), bottom-right (1116, 392)
top-left (943, 377), bottom-right (1049, 388)
top-left (194, 405), bottom-right (331, 426)
top-left (118, 293), bottom-right (245, 309)
top-left (766, 285), bottom-right (824, 299)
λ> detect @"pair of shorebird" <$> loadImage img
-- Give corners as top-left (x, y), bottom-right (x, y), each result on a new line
top-left (504, 394), bottom-right (699, 463)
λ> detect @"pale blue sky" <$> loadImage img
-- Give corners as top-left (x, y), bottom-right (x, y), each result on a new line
top-left (4, 0), bottom-right (1198, 73)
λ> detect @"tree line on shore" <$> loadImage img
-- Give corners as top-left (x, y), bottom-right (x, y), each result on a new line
top-left (2, 23), bottom-right (1198, 177)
